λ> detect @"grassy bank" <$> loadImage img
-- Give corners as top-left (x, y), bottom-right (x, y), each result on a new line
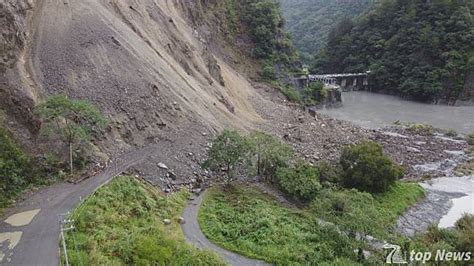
top-left (199, 182), bottom-right (425, 265)
top-left (199, 185), bottom-right (363, 265)
top-left (62, 176), bottom-right (224, 265)
top-left (311, 182), bottom-right (425, 240)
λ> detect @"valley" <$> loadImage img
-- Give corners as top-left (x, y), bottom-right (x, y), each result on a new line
top-left (0, 0), bottom-right (473, 265)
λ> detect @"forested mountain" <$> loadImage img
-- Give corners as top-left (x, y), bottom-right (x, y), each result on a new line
top-left (313, 0), bottom-right (474, 103)
top-left (280, 0), bottom-right (373, 60)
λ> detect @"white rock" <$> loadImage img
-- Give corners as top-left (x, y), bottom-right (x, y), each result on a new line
top-left (158, 162), bottom-right (168, 169)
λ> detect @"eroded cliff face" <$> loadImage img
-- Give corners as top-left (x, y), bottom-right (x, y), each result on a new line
top-left (0, 0), bottom-right (40, 145)
top-left (0, 0), bottom-right (263, 153)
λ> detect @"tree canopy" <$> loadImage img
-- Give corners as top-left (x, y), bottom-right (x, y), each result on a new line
top-left (280, 0), bottom-right (373, 61)
top-left (241, 0), bottom-right (299, 64)
top-left (340, 141), bottom-right (403, 193)
top-left (313, 0), bottom-right (474, 102)
top-left (202, 129), bottom-right (251, 183)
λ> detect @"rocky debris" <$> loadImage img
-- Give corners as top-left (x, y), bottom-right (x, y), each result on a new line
top-left (177, 217), bottom-right (186, 224)
top-left (167, 171), bottom-right (177, 180)
top-left (163, 219), bottom-right (171, 225)
top-left (373, 127), bottom-right (469, 179)
top-left (251, 82), bottom-right (470, 180)
top-left (157, 162), bottom-right (168, 170)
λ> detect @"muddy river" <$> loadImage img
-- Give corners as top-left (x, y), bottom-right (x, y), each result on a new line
top-left (319, 91), bottom-right (474, 134)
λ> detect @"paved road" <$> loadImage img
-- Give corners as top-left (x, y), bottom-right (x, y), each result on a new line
top-left (181, 192), bottom-right (271, 266)
top-left (0, 145), bottom-right (156, 266)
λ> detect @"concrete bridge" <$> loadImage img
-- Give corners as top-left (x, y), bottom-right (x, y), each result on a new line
top-left (308, 72), bottom-right (370, 91)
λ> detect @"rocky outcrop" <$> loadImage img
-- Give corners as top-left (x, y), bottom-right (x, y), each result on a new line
top-left (0, 0), bottom-right (39, 148)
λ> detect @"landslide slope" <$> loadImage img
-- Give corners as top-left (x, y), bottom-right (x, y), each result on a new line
top-left (1, 0), bottom-right (262, 151)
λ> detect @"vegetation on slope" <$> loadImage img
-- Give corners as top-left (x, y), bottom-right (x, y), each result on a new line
top-left (0, 95), bottom-right (106, 213)
top-left (0, 126), bottom-right (32, 210)
top-left (63, 176), bottom-right (224, 265)
top-left (199, 183), bottom-right (425, 264)
top-left (199, 130), bottom-right (427, 263)
top-left (35, 94), bottom-right (106, 174)
top-left (313, 0), bottom-right (474, 102)
top-left (411, 214), bottom-right (474, 263)
top-left (0, 121), bottom-right (66, 213)
top-left (199, 185), bottom-right (361, 265)
top-left (311, 182), bottom-right (425, 240)
top-left (280, 0), bottom-right (373, 61)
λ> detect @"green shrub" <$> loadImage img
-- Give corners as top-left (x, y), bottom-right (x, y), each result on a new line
top-left (340, 141), bottom-right (403, 194)
top-left (276, 160), bottom-right (321, 201)
top-left (35, 94), bottom-right (106, 174)
top-left (203, 129), bottom-right (251, 183)
top-left (467, 133), bottom-right (474, 145)
top-left (0, 127), bottom-right (31, 208)
top-left (406, 123), bottom-right (434, 136)
top-left (279, 85), bottom-right (302, 103)
top-left (260, 60), bottom-right (276, 80)
top-left (316, 160), bottom-right (342, 186)
top-left (305, 81), bottom-right (327, 105)
top-left (311, 189), bottom-right (381, 236)
top-left (454, 214), bottom-right (474, 254)
top-left (445, 129), bottom-right (458, 137)
top-left (248, 131), bottom-right (293, 181)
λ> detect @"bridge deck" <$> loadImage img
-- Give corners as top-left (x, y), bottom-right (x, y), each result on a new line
top-left (308, 72), bottom-right (369, 79)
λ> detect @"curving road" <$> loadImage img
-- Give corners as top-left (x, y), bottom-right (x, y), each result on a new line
top-left (0, 145), bottom-right (157, 266)
top-left (181, 192), bottom-right (271, 266)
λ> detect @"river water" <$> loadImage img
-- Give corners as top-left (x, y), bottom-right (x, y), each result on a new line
top-left (319, 91), bottom-right (474, 231)
top-left (319, 91), bottom-right (474, 134)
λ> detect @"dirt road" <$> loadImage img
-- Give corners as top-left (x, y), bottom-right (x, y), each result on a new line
top-left (0, 145), bottom-right (156, 266)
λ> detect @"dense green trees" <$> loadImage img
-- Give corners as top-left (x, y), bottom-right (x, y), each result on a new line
top-left (280, 0), bottom-right (373, 61)
top-left (313, 0), bottom-right (474, 102)
top-left (340, 141), bottom-right (403, 193)
top-left (242, 0), bottom-right (298, 64)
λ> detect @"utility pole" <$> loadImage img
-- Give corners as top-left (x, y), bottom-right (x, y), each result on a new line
top-left (59, 212), bottom-right (75, 266)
